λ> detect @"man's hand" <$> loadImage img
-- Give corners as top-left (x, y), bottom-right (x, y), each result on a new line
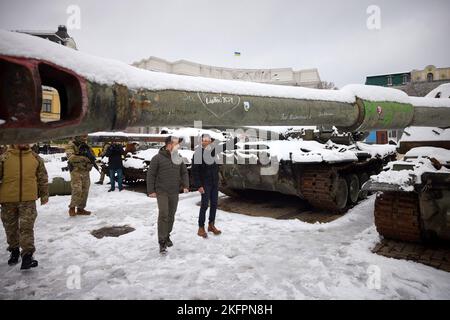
top-left (183, 188), bottom-right (189, 193)
top-left (198, 187), bottom-right (205, 194)
top-left (41, 198), bottom-right (49, 205)
top-left (148, 193), bottom-right (157, 198)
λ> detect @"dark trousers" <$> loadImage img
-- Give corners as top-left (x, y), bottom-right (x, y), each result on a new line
top-left (156, 193), bottom-right (179, 244)
top-left (109, 168), bottom-right (123, 191)
top-left (198, 183), bottom-right (218, 227)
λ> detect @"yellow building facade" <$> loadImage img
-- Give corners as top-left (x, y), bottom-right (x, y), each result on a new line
top-left (40, 86), bottom-right (60, 122)
top-left (411, 65), bottom-right (450, 82)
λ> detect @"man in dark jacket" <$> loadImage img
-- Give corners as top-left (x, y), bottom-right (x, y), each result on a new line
top-left (147, 136), bottom-right (189, 254)
top-left (191, 134), bottom-right (238, 238)
top-left (105, 143), bottom-right (125, 192)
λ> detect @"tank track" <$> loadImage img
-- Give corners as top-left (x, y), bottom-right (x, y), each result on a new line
top-left (299, 166), bottom-right (339, 211)
top-left (374, 191), bottom-right (422, 242)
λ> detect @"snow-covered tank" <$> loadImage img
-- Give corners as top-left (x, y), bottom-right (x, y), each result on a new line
top-left (363, 147), bottom-right (450, 243)
top-left (219, 128), bottom-right (397, 211)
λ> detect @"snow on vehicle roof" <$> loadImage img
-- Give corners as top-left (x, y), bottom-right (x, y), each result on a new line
top-left (371, 157), bottom-right (450, 191)
top-left (237, 140), bottom-right (395, 163)
top-left (166, 127), bottom-right (226, 142)
top-left (425, 83), bottom-right (450, 99)
top-left (404, 146), bottom-right (450, 164)
top-left (123, 148), bottom-right (194, 169)
top-left (399, 126), bottom-right (450, 142)
top-left (3, 29), bottom-right (449, 108)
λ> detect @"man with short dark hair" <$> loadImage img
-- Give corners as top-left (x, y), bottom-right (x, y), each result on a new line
top-left (147, 136), bottom-right (189, 254)
top-left (192, 134), bottom-right (238, 238)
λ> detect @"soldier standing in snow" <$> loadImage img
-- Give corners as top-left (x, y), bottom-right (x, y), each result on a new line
top-left (66, 135), bottom-right (95, 217)
top-left (0, 144), bottom-right (48, 270)
top-left (191, 134), bottom-right (238, 238)
top-left (147, 136), bottom-right (189, 254)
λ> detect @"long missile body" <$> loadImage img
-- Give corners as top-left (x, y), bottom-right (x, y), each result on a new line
top-left (0, 30), bottom-right (449, 144)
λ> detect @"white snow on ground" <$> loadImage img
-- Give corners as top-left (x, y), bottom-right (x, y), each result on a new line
top-left (0, 157), bottom-right (449, 299)
top-left (1, 30), bottom-right (449, 108)
top-left (405, 147), bottom-right (450, 164)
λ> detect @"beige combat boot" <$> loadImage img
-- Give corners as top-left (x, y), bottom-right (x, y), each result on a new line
top-left (68, 207), bottom-right (76, 217)
top-left (77, 208), bottom-right (91, 215)
top-left (197, 227), bottom-right (208, 238)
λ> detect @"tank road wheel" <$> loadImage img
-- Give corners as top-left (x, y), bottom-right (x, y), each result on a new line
top-left (358, 172), bottom-right (369, 200)
top-left (374, 192), bottom-right (422, 242)
top-left (333, 177), bottom-right (348, 210)
top-left (345, 174), bottom-right (360, 204)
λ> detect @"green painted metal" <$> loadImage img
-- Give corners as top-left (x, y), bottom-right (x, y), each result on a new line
top-left (357, 100), bottom-right (414, 131)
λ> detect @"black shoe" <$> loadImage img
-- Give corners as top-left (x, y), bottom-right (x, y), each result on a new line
top-left (159, 243), bottom-right (167, 254)
top-left (20, 253), bottom-right (38, 270)
top-left (8, 248), bottom-right (20, 266)
top-left (95, 181), bottom-right (103, 185)
top-left (166, 237), bottom-right (173, 247)
top-left (108, 189), bottom-right (114, 192)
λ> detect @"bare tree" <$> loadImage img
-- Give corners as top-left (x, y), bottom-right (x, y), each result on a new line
top-left (318, 81), bottom-right (338, 90)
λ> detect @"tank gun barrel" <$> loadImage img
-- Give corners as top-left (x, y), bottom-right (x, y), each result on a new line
top-left (1, 30), bottom-right (449, 144)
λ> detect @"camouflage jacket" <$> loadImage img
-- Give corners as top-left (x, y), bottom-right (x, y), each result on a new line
top-left (66, 141), bottom-right (94, 172)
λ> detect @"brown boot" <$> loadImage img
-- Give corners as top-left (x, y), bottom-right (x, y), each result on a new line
top-left (208, 223), bottom-right (222, 235)
top-left (197, 227), bottom-right (208, 238)
top-left (77, 208), bottom-right (91, 216)
top-left (68, 207), bottom-right (76, 217)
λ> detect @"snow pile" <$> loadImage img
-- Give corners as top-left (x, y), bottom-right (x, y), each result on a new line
top-left (1, 155), bottom-right (449, 299)
top-left (123, 148), bottom-right (194, 170)
top-left (2, 29), bottom-right (449, 108)
top-left (371, 147), bottom-right (450, 191)
top-left (165, 127), bottom-right (226, 144)
top-left (40, 153), bottom-right (71, 181)
top-left (235, 140), bottom-right (396, 164)
top-left (341, 84), bottom-right (410, 104)
top-left (399, 127), bottom-right (450, 142)
top-left (425, 83), bottom-right (450, 99)
top-left (405, 147), bottom-right (450, 164)
top-left (355, 142), bottom-right (397, 158)
top-left (0, 30), bottom-right (353, 103)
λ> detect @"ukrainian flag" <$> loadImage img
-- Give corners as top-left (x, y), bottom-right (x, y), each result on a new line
top-left (234, 51), bottom-right (241, 56)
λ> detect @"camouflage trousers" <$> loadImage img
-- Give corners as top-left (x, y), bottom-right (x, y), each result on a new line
top-left (69, 169), bottom-right (91, 209)
top-left (1, 201), bottom-right (37, 256)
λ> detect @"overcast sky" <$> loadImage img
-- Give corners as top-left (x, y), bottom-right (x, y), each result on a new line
top-left (1, 0), bottom-right (449, 87)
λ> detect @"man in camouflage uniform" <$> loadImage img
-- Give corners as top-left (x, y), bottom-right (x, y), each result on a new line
top-left (95, 141), bottom-right (111, 185)
top-left (66, 135), bottom-right (94, 216)
top-left (0, 144), bottom-right (48, 269)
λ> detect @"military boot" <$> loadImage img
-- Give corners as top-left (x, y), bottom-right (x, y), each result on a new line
top-left (77, 208), bottom-right (91, 215)
top-left (68, 207), bottom-right (76, 217)
top-left (20, 253), bottom-right (38, 270)
top-left (197, 227), bottom-right (208, 238)
top-left (208, 223), bottom-right (222, 235)
top-left (8, 248), bottom-right (20, 265)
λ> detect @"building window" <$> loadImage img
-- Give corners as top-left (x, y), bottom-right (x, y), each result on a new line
top-left (402, 74), bottom-right (410, 84)
top-left (427, 73), bottom-right (434, 82)
top-left (387, 75), bottom-right (392, 86)
top-left (42, 99), bottom-right (52, 113)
